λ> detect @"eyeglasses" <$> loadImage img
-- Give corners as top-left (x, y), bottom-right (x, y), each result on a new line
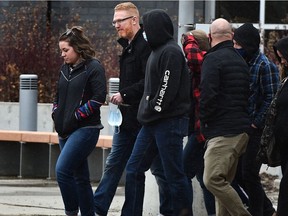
top-left (112, 16), bottom-right (134, 26)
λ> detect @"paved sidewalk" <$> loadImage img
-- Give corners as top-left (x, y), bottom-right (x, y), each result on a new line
top-left (0, 178), bottom-right (124, 216)
top-left (0, 173), bottom-right (279, 216)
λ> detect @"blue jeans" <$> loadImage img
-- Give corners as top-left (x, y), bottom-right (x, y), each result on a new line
top-left (56, 127), bottom-right (100, 216)
top-left (93, 128), bottom-right (137, 215)
top-left (183, 134), bottom-right (215, 215)
top-left (94, 128), bottom-right (172, 216)
top-left (241, 128), bottom-right (275, 216)
top-left (121, 117), bottom-right (192, 216)
top-left (150, 155), bottom-right (174, 216)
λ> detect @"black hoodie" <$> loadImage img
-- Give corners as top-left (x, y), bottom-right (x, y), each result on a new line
top-left (137, 9), bottom-right (191, 125)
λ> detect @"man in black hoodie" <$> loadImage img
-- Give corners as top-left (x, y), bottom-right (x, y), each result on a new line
top-left (121, 9), bottom-right (192, 216)
top-left (94, 3), bottom-right (172, 216)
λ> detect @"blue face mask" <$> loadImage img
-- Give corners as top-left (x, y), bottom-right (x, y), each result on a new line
top-left (235, 48), bottom-right (247, 58)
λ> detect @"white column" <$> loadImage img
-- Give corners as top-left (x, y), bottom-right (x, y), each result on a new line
top-left (205, 0), bottom-right (215, 23)
top-left (259, 0), bottom-right (265, 52)
top-left (177, 0), bottom-right (194, 45)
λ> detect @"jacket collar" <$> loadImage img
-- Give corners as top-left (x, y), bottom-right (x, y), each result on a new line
top-left (117, 27), bottom-right (144, 50)
top-left (208, 40), bottom-right (233, 53)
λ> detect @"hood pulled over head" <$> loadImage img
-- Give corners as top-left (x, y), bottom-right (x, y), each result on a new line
top-left (142, 9), bottom-right (174, 49)
top-left (274, 36), bottom-right (288, 63)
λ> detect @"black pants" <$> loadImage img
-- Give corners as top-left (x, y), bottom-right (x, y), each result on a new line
top-left (237, 128), bottom-right (275, 216)
top-left (277, 148), bottom-right (288, 215)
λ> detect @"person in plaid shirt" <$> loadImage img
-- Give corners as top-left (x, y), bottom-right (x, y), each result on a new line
top-left (181, 29), bottom-right (215, 215)
top-left (233, 23), bottom-right (279, 216)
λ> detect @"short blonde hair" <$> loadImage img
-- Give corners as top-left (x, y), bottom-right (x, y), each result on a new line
top-left (114, 2), bottom-right (139, 17)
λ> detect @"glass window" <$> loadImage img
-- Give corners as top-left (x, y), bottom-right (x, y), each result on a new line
top-left (215, 1), bottom-right (259, 23)
top-left (194, 1), bottom-right (205, 23)
top-left (265, 1), bottom-right (288, 24)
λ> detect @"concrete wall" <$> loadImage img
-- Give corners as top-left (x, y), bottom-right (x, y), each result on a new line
top-left (0, 101), bottom-right (282, 177)
top-left (0, 102), bottom-right (114, 180)
top-left (0, 102), bottom-right (111, 134)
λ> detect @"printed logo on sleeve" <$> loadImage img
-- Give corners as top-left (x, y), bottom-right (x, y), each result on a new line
top-left (155, 70), bottom-right (170, 111)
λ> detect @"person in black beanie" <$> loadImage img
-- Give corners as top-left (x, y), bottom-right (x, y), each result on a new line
top-left (233, 23), bottom-right (260, 60)
top-left (233, 23), bottom-right (279, 216)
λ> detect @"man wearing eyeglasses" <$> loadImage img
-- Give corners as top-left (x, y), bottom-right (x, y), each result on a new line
top-left (93, 2), bottom-right (171, 216)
